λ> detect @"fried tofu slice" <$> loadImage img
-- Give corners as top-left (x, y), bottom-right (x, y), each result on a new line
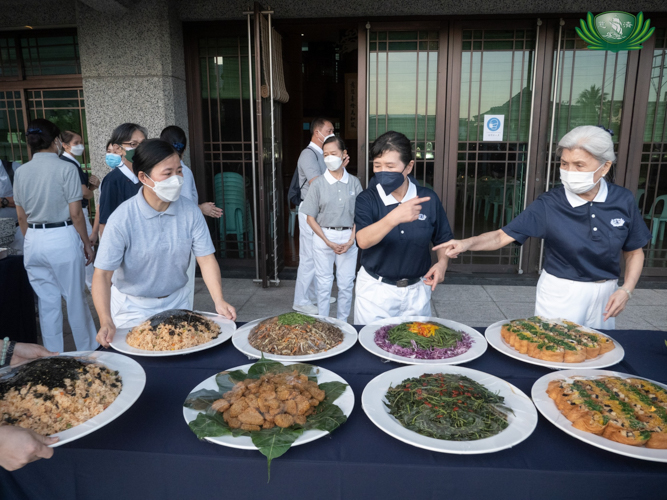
top-left (274, 413), bottom-right (294, 428)
top-left (211, 399), bottom-right (230, 413)
top-left (238, 407), bottom-right (265, 426)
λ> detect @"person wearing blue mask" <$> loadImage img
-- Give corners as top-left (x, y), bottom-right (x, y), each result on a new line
top-left (98, 123), bottom-right (147, 236)
top-left (435, 126), bottom-right (651, 329)
top-left (353, 131), bottom-right (453, 324)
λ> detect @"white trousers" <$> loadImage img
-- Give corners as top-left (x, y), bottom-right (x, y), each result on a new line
top-left (535, 270), bottom-right (617, 329)
top-left (312, 228), bottom-right (357, 322)
top-left (293, 206), bottom-right (317, 307)
top-left (23, 225), bottom-right (97, 352)
top-left (354, 266), bottom-right (432, 325)
top-left (82, 207), bottom-right (94, 292)
top-left (110, 284), bottom-right (190, 329)
top-left (185, 251), bottom-right (196, 310)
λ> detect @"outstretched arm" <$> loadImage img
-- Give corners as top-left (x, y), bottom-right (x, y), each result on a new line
top-left (432, 229), bottom-right (516, 258)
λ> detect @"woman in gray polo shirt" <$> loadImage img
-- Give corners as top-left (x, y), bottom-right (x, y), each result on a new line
top-left (93, 139), bottom-right (236, 347)
top-left (301, 136), bottom-right (362, 322)
top-left (13, 118), bottom-right (97, 352)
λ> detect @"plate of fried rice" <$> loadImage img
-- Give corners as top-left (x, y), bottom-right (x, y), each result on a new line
top-left (0, 351), bottom-right (145, 446)
top-left (358, 316), bottom-right (487, 365)
top-left (110, 309), bottom-right (236, 357)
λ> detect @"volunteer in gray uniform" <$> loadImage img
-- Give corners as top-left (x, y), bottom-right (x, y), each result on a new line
top-left (60, 130), bottom-right (100, 291)
top-left (300, 136), bottom-right (362, 322)
top-left (13, 118), bottom-right (97, 351)
top-left (293, 117), bottom-right (342, 314)
top-left (93, 139), bottom-right (236, 347)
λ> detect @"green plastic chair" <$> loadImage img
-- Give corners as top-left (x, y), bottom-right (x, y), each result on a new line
top-left (643, 194), bottom-right (667, 246)
top-left (214, 172), bottom-right (254, 258)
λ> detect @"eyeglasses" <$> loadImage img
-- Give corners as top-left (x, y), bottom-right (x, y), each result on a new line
top-left (122, 141), bottom-right (142, 148)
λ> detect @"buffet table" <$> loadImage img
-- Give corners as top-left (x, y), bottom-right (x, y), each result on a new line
top-left (2, 327), bottom-right (666, 500)
top-left (0, 255), bottom-right (37, 344)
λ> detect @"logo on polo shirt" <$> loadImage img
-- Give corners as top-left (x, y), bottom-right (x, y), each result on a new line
top-left (418, 214), bottom-right (427, 221)
top-left (610, 218), bottom-right (625, 227)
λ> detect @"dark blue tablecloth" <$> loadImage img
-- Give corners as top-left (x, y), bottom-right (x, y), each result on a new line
top-left (0, 255), bottom-right (37, 344)
top-left (2, 327), bottom-right (666, 500)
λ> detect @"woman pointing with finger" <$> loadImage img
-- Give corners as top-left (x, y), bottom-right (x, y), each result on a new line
top-left (353, 131), bottom-right (454, 324)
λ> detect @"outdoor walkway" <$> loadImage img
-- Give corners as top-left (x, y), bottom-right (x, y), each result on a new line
top-left (55, 278), bottom-right (666, 351)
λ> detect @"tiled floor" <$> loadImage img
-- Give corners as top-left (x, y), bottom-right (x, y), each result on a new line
top-left (54, 278), bottom-right (666, 351)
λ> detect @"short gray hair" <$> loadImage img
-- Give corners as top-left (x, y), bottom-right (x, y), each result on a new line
top-left (556, 125), bottom-right (616, 164)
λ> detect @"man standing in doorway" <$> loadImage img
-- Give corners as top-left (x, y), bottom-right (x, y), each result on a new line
top-left (293, 118), bottom-right (337, 314)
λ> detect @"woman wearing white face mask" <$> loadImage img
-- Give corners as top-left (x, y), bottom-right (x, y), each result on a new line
top-left (92, 139), bottom-right (237, 347)
top-left (60, 130), bottom-right (100, 291)
top-left (435, 125), bottom-right (652, 329)
top-left (300, 136), bottom-right (363, 322)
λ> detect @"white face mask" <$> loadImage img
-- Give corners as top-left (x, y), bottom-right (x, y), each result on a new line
top-left (318, 130), bottom-right (335, 143)
top-left (144, 174), bottom-right (184, 202)
top-left (560, 164), bottom-right (605, 194)
top-left (71, 144), bottom-right (85, 156)
top-left (324, 155), bottom-right (342, 171)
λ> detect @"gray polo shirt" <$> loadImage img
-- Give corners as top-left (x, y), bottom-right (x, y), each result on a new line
top-left (95, 187), bottom-right (216, 298)
top-left (297, 143), bottom-right (326, 202)
top-left (300, 169), bottom-right (363, 228)
top-left (13, 153), bottom-right (82, 224)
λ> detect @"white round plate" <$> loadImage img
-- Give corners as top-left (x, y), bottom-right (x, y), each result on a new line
top-left (182, 362), bottom-right (354, 450)
top-left (231, 315), bottom-right (357, 362)
top-left (358, 316), bottom-right (487, 365)
top-left (532, 369), bottom-right (667, 462)
top-left (485, 318), bottom-right (625, 370)
top-left (110, 310), bottom-right (236, 357)
top-left (362, 364), bottom-right (537, 454)
top-left (11, 351), bottom-right (147, 447)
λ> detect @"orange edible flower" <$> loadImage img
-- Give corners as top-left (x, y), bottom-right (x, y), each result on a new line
top-left (408, 322), bottom-right (439, 338)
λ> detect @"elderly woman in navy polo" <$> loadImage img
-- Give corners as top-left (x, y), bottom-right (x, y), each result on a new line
top-left (436, 126), bottom-right (651, 329)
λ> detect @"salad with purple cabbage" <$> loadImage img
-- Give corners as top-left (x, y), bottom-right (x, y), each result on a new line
top-left (374, 321), bottom-right (473, 360)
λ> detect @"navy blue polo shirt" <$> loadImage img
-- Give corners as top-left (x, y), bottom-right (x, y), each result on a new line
top-left (503, 180), bottom-right (651, 281)
top-left (355, 180), bottom-right (453, 281)
top-left (60, 155), bottom-right (90, 209)
top-left (99, 167), bottom-right (141, 224)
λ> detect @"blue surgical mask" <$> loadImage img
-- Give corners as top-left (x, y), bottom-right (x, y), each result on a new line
top-left (375, 170), bottom-right (406, 194)
top-left (105, 153), bottom-right (122, 169)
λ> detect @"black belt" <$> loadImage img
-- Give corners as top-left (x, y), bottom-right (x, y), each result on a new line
top-left (323, 227), bottom-right (352, 231)
top-left (28, 220), bottom-right (72, 229)
top-left (366, 269), bottom-right (421, 288)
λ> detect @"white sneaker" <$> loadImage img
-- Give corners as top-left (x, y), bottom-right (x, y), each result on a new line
top-left (293, 303), bottom-right (318, 314)
top-left (329, 297), bottom-right (336, 304)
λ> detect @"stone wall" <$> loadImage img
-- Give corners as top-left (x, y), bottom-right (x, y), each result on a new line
top-left (177, 0), bottom-right (667, 20)
top-left (75, 0), bottom-right (189, 183)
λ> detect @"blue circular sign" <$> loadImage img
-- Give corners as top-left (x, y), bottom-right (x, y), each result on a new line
top-left (487, 117), bottom-right (501, 131)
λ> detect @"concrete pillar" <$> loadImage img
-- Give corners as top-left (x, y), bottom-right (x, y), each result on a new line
top-left (75, 0), bottom-right (189, 182)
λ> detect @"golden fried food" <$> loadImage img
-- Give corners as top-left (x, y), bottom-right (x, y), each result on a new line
top-left (212, 370), bottom-right (327, 431)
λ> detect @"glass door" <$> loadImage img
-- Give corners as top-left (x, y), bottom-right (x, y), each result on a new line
top-left (198, 36), bottom-right (257, 263)
top-left (452, 27), bottom-right (537, 269)
top-left (637, 28), bottom-right (667, 272)
top-left (545, 26), bottom-right (629, 191)
top-left (368, 29), bottom-right (440, 191)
